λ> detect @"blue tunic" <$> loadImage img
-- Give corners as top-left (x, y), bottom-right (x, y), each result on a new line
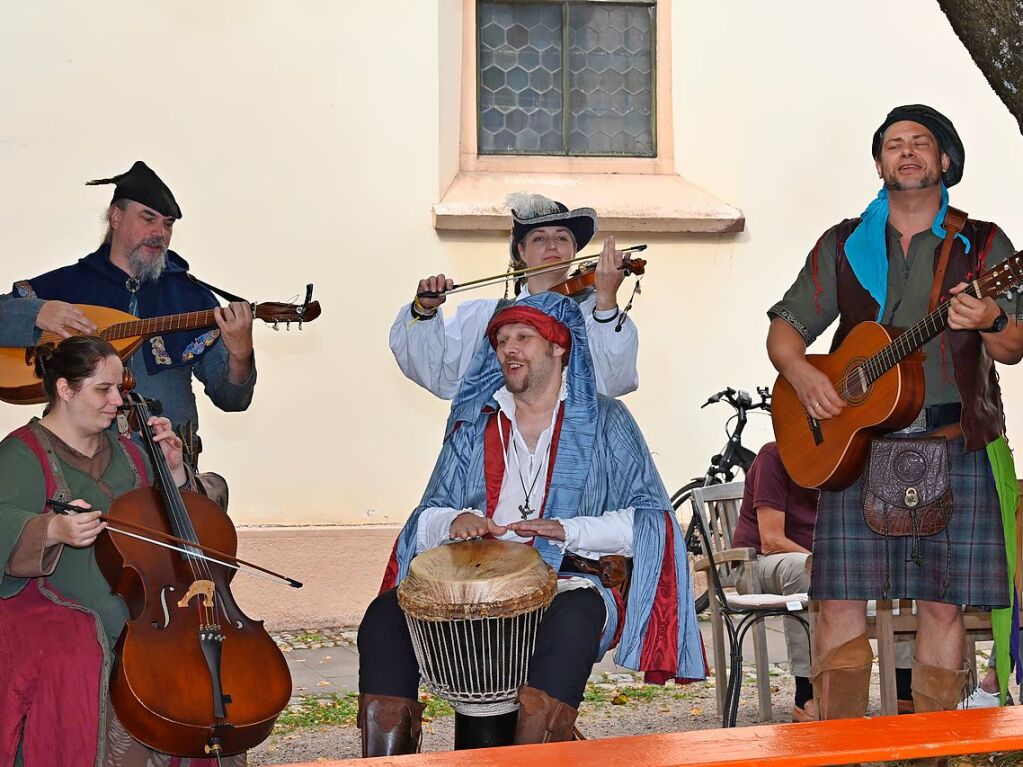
top-left (392, 293), bottom-right (705, 681)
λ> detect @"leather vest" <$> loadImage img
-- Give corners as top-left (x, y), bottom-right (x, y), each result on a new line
top-left (828, 216), bottom-right (1005, 453)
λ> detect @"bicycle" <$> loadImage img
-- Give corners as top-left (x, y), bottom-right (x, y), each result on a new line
top-left (670, 386), bottom-right (772, 613)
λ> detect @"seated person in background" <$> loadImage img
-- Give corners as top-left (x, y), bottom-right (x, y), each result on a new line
top-left (359, 292), bottom-right (703, 757)
top-left (389, 192), bottom-right (639, 399)
top-left (732, 442), bottom-right (914, 720)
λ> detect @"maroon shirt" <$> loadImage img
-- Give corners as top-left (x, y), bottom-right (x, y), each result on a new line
top-left (732, 442), bottom-right (819, 554)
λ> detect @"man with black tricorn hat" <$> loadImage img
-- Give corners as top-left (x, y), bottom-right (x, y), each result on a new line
top-left (766, 104), bottom-right (1023, 726)
top-left (0, 162), bottom-right (256, 486)
top-left (390, 193), bottom-right (639, 399)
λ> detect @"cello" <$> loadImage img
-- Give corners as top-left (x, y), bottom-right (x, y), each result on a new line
top-left (95, 389), bottom-right (292, 759)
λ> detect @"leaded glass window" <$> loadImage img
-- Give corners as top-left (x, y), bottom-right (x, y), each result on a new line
top-left (478, 1), bottom-right (655, 157)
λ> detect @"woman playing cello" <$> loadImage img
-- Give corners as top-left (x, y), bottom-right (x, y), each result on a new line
top-left (0, 336), bottom-right (243, 767)
top-left (389, 193), bottom-right (639, 398)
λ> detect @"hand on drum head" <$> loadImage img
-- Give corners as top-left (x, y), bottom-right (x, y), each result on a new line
top-left (505, 519), bottom-right (565, 541)
top-left (449, 511), bottom-right (507, 541)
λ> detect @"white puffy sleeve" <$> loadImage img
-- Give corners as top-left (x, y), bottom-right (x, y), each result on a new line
top-left (388, 297), bottom-right (501, 400)
top-left (559, 507), bottom-right (635, 559)
top-left (578, 292), bottom-right (639, 398)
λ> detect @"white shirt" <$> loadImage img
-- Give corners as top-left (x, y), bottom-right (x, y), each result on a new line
top-left (389, 285), bottom-right (639, 400)
top-left (415, 375), bottom-right (635, 558)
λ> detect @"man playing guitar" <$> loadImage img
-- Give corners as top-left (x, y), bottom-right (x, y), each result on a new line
top-left (766, 104), bottom-right (1023, 723)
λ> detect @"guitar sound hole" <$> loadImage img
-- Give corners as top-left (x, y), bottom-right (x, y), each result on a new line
top-left (842, 361), bottom-right (870, 404)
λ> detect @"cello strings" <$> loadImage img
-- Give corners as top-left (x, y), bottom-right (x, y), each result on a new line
top-left (134, 394), bottom-right (219, 627)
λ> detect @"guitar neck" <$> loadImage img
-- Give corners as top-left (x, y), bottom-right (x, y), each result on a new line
top-left (862, 288), bottom-right (972, 386)
top-left (100, 309), bottom-right (224, 342)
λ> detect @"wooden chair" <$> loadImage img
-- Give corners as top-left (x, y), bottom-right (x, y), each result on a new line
top-left (690, 482), bottom-right (809, 727)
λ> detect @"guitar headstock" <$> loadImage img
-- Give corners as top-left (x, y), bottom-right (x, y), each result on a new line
top-left (981, 251), bottom-right (1023, 301)
top-left (254, 284), bottom-right (322, 329)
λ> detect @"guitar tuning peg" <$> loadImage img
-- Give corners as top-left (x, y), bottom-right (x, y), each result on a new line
top-left (286, 321), bottom-right (291, 331)
top-left (273, 321), bottom-right (280, 331)
top-left (298, 320), bottom-right (303, 331)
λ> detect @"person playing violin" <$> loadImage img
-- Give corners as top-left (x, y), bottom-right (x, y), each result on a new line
top-left (0, 162), bottom-right (256, 478)
top-left (0, 336), bottom-right (243, 767)
top-left (389, 193), bottom-right (639, 399)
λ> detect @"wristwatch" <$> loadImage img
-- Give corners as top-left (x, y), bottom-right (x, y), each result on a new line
top-left (980, 307), bottom-right (1009, 334)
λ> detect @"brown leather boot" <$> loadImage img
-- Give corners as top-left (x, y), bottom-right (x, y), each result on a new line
top-left (910, 660), bottom-right (969, 767)
top-left (513, 686), bottom-right (578, 744)
top-left (911, 658), bottom-right (969, 713)
top-left (357, 693), bottom-right (426, 757)
top-left (811, 633), bottom-right (873, 720)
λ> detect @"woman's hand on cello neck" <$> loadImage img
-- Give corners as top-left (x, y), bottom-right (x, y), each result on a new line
top-left (147, 416), bottom-right (187, 488)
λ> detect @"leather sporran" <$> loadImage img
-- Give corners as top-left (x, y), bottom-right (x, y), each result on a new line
top-left (862, 437), bottom-right (953, 538)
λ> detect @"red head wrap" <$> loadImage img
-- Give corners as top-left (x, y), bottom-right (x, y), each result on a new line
top-left (486, 305), bottom-right (572, 352)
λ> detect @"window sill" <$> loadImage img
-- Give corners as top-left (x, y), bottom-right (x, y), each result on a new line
top-left (433, 170), bottom-right (744, 234)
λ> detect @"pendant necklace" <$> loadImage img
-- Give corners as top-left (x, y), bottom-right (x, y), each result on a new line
top-left (512, 440), bottom-right (545, 520)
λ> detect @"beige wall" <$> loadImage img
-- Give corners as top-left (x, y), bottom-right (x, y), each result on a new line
top-left (1, 0), bottom-right (1020, 539)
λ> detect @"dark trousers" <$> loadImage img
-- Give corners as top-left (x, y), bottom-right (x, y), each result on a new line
top-left (358, 587), bottom-right (606, 708)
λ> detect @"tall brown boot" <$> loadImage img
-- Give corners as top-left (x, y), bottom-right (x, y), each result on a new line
top-left (811, 632), bottom-right (873, 720)
top-left (910, 659), bottom-right (969, 767)
top-left (513, 686), bottom-right (578, 744)
top-left (911, 657), bottom-right (969, 713)
top-left (357, 693), bottom-right (426, 757)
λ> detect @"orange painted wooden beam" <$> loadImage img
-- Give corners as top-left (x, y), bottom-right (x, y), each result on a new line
top-left (269, 707), bottom-right (1023, 767)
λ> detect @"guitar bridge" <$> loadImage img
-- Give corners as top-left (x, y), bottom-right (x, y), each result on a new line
top-left (807, 414), bottom-right (824, 446)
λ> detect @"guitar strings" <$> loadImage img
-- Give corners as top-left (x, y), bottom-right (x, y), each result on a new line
top-left (832, 266), bottom-right (1015, 400)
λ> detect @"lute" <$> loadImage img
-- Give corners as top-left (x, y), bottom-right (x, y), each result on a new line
top-left (0, 284), bottom-right (321, 405)
top-left (772, 252), bottom-right (1022, 490)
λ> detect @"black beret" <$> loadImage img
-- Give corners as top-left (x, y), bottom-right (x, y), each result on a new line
top-left (871, 104), bottom-right (964, 187)
top-left (86, 160), bottom-right (182, 219)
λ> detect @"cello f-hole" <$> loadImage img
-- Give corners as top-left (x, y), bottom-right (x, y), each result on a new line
top-left (158, 585), bottom-right (176, 629)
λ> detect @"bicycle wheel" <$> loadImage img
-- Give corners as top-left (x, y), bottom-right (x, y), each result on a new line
top-left (671, 477), bottom-right (721, 615)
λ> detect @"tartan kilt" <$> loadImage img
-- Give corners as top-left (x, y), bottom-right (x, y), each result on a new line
top-left (810, 436), bottom-right (1009, 607)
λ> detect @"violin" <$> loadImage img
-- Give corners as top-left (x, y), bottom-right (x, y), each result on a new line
top-left (94, 390), bottom-right (292, 759)
top-left (416, 244), bottom-right (647, 299)
top-left (550, 255), bottom-right (646, 297)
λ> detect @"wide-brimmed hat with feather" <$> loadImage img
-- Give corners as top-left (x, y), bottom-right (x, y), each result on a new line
top-left (506, 192), bottom-right (597, 262)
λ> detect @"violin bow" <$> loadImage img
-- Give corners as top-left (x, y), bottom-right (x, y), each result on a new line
top-left (416, 244), bottom-right (647, 299)
top-left (47, 499), bottom-right (303, 588)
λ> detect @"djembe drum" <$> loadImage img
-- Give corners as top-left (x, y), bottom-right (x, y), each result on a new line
top-left (397, 539), bottom-right (557, 749)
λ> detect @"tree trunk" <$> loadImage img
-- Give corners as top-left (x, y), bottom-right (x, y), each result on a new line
top-left (936, 0), bottom-right (1023, 135)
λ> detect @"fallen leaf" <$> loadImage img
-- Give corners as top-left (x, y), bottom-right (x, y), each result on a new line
top-left (690, 707), bottom-right (703, 716)
top-left (316, 680), bottom-right (330, 687)
top-left (611, 693), bottom-right (628, 705)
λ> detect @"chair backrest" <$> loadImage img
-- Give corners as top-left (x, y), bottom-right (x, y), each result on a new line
top-left (690, 482), bottom-right (746, 591)
top-left (690, 481), bottom-right (746, 556)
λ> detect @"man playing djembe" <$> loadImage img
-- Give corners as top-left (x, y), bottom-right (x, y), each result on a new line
top-left (357, 292), bottom-right (704, 757)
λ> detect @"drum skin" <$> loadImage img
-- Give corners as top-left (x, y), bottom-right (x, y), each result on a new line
top-left (398, 540), bottom-right (557, 621)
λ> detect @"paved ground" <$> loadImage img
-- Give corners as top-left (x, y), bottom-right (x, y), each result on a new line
top-left (272, 616), bottom-right (795, 701)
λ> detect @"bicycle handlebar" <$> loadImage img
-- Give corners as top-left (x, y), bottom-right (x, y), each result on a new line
top-left (701, 386), bottom-right (771, 414)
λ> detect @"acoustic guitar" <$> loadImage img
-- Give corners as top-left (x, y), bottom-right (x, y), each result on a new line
top-left (0, 285), bottom-right (321, 405)
top-left (772, 252), bottom-right (1023, 490)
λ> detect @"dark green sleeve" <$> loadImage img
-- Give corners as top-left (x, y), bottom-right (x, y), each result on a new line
top-left (767, 227), bottom-right (841, 345)
top-left (984, 227), bottom-right (1022, 318)
top-left (0, 437), bottom-right (48, 597)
